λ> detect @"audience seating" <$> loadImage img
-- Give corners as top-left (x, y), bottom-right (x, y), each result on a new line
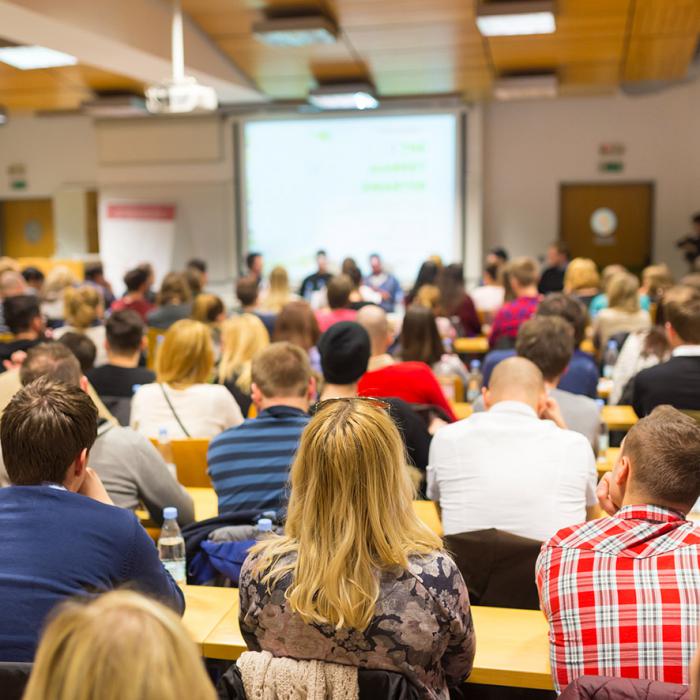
top-left (0, 662), bottom-right (32, 700)
top-left (445, 530), bottom-right (542, 610)
top-left (454, 337), bottom-right (489, 355)
top-left (146, 327), bottom-right (166, 370)
top-left (149, 437), bottom-right (210, 488)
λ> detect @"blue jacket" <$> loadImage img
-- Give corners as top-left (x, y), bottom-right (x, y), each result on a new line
top-left (0, 486), bottom-right (184, 661)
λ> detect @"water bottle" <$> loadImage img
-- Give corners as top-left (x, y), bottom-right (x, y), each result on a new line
top-left (602, 340), bottom-right (619, 379)
top-left (434, 356), bottom-right (457, 401)
top-left (157, 426), bottom-right (177, 479)
top-left (466, 360), bottom-right (483, 403)
top-left (158, 507), bottom-right (186, 585)
top-left (596, 399), bottom-right (609, 460)
top-left (256, 517), bottom-right (273, 538)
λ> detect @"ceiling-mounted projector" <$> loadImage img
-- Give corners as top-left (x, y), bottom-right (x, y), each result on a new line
top-left (146, 0), bottom-right (218, 114)
top-left (146, 77), bottom-right (217, 114)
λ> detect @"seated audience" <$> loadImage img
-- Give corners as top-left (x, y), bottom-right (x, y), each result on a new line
top-left (0, 269), bottom-right (28, 331)
top-left (217, 313), bottom-right (270, 417)
top-left (400, 305), bottom-right (468, 386)
top-left (111, 266), bottom-right (155, 321)
top-left (187, 257), bottom-right (208, 288)
top-left (356, 303), bottom-right (396, 371)
top-left (486, 246), bottom-right (509, 269)
top-left (209, 343), bottom-right (314, 515)
top-left (357, 305), bottom-right (458, 421)
top-left (191, 293), bottom-right (225, 326)
top-left (0, 294), bottom-right (47, 370)
top-left (475, 317), bottom-right (600, 451)
top-left (87, 310), bottom-right (156, 423)
top-left (589, 264), bottom-right (651, 317)
top-left (342, 257), bottom-right (382, 308)
top-left (6, 343), bottom-right (193, 525)
top-left (563, 257), bottom-right (601, 309)
top-left (236, 275), bottom-right (275, 338)
top-left (640, 263), bottom-right (674, 308)
top-left (40, 265), bottom-right (76, 325)
top-left (537, 406), bottom-right (700, 691)
top-left (539, 241), bottom-right (569, 295)
top-left (58, 332), bottom-right (97, 373)
top-left (593, 271), bottom-right (652, 350)
top-left (260, 265), bottom-right (297, 313)
top-left (488, 257), bottom-right (540, 348)
top-left (405, 259), bottom-right (440, 307)
top-left (364, 253), bottom-right (403, 312)
top-left (315, 274), bottom-right (358, 332)
top-left (633, 285), bottom-right (700, 416)
top-left (273, 300), bottom-right (322, 373)
top-left (0, 377), bottom-right (183, 661)
top-left (245, 251), bottom-right (264, 284)
top-left (84, 261), bottom-right (115, 307)
top-left (24, 591), bottom-right (215, 700)
top-left (437, 263), bottom-right (481, 337)
top-left (21, 265), bottom-right (44, 294)
top-left (239, 399), bottom-right (474, 698)
top-left (428, 357), bottom-right (597, 541)
top-left (130, 319), bottom-right (243, 438)
top-left (146, 271), bottom-right (192, 329)
top-left (318, 322), bottom-right (433, 474)
top-left (53, 285), bottom-right (108, 366)
top-left (299, 249), bottom-right (332, 303)
top-left (481, 292), bottom-right (599, 399)
top-left (470, 263), bottom-right (505, 319)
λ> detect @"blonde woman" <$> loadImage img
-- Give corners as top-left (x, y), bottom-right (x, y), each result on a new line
top-left (24, 590), bottom-right (216, 700)
top-left (53, 286), bottom-right (108, 367)
top-left (217, 313), bottom-right (269, 416)
top-left (239, 400), bottom-right (474, 699)
top-left (260, 265), bottom-right (297, 313)
top-left (593, 272), bottom-right (651, 351)
top-left (130, 319), bottom-right (243, 439)
top-left (41, 265), bottom-right (77, 324)
top-left (563, 258), bottom-right (600, 309)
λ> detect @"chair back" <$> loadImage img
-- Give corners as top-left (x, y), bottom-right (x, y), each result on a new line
top-left (100, 395), bottom-right (132, 426)
top-left (0, 661), bottom-right (32, 700)
top-left (171, 438), bottom-right (211, 488)
top-left (146, 327), bottom-right (167, 370)
top-left (438, 375), bottom-right (464, 403)
top-left (681, 409), bottom-right (700, 426)
top-left (445, 529), bottom-right (542, 610)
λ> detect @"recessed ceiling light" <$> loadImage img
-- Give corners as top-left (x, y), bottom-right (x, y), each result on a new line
top-left (0, 45), bottom-right (78, 70)
top-left (309, 83), bottom-right (379, 110)
top-left (493, 73), bottom-right (558, 100)
top-left (253, 15), bottom-right (338, 47)
top-left (476, 1), bottom-right (556, 36)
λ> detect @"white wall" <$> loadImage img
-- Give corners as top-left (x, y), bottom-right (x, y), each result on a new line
top-left (483, 81), bottom-right (700, 278)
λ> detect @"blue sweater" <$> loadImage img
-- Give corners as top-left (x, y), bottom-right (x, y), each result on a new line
top-left (0, 486), bottom-right (184, 661)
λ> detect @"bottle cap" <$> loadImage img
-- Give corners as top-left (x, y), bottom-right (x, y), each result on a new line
top-left (163, 507), bottom-right (178, 521)
top-left (158, 426), bottom-right (169, 439)
top-left (607, 339), bottom-right (618, 348)
top-left (470, 359), bottom-right (481, 369)
top-left (595, 399), bottom-right (605, 410)
top-left (261, 511), bottom-right (276, 521)
top-left (257, 518), bottom-right (273, 532)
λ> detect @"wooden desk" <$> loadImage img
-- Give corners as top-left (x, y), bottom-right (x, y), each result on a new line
top-left (601, 405), bottom-right (638, 431)
top-left (454, 337), bottom-right (489, 355)
top-left (182, 585), bottom-right (236, 647)
top-left (413, 500), bottom-right (443, 537)
top-left (451, 402), bottom-right (474, 421)
top-left (597, 379), bottom-right (612, 400)
top-left (198, 590), bottom-right (554, 690)
top-left (188, 487), bottom-right (218, 522)
top-left (597, 447), bottom-right (621, 476)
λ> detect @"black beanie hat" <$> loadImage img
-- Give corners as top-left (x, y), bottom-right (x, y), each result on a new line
top-left (318, 321), bottom-right (371, 385)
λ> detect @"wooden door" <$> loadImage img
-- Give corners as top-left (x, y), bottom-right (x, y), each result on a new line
top-left (1, 198), bottom-right (55, 258)
top-left (560, 183), bottom-right (653, 273)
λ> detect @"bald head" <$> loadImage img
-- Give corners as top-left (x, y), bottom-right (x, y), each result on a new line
top-left (356, 304), bottom-right (391, 356)
top-left (486, 357), bottom-right (545, 410)
top-left (0, 271), bottom-right (27, 298)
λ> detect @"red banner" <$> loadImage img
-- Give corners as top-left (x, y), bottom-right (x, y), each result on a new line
top-left (106, 204), bottom-right (175, 221)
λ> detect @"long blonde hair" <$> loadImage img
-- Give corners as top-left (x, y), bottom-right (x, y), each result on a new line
top-left (608, 271), bottom-right (641, 313)
top-left (261, 265), bottom-right (293, 313)
top-left (156, 319), bottom-right (214, 388)
top-left (43, 265), bottom-right (77, 301)
top-left (564, 258), bottom-right (600, 293)
top-left (252, 399), bottom-right (442, 631)
top-left (23, 590), bottom-right (216, 700)
top-left (63, 285), bottom-right (103, 330)
top-left (217, 313), bottom-right (269, 390)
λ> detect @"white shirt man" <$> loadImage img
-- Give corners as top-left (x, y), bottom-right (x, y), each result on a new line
top-left (427, 357), bottom-right (597, 542)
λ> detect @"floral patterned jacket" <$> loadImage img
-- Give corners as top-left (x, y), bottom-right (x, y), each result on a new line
top-left (239, 550), bottom-right (475, 700)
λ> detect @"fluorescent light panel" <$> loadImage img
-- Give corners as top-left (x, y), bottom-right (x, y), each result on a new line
top-left (253, 16), bottom-right (338, 47)
top-left (308, 85), bottom-right (378, 111)
top-left (0, 45), bottom-right (77, 70)
top-left (493, 74), bottom-right (558, 100)
top-left (476, 11), bottom-right (555, 35)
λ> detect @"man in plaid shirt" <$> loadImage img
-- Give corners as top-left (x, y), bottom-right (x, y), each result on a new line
top-left (488, 257), bottom-right (541, 348)
top-left (537, 406), bottom-right (700, 691)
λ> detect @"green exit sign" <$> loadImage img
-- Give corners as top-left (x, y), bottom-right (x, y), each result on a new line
top-left (599, 161), bottom-right (624, 173)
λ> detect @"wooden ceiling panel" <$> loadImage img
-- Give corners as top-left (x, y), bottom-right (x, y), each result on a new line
top-left (630, 0), bottom-right (700, 36)
top-left (559, 62), bottom-right (621, 86)
top-left (375, 67), bottom-right (491, 97)
top-left (624, 34), bottom-right (698, 81)
top-left (363, 47), bottom-right (488, 74)
top-left (0, 88), bottom-right (91, 111)
top-left (344, 24), bottom-right (485, 52)
top-left (329, 0), bottom-right (476, 28)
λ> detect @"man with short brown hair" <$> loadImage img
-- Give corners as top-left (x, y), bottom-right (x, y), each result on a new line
top-left (537, 405), bottom-right (700, 691)
top-left (0, 377), bottom-right (183, 661)
top-left (633, 285), bottom-right (700, 416)
top-left (208, 342), bottom-right (316, 515)
top-left (315, 274), bottom-right (357, 332)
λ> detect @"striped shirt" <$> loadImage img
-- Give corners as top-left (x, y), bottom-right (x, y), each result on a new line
top-left (536, 505), bottom-right (700, 691)
top-left (207, 405), bottom-right (309, 516)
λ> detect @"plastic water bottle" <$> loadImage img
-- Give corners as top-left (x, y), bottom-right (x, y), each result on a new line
top-left (596, 399), bottom-right (609, 460)
top-left (158, 507), bottom-right (186, 585)
top-left (256, 518), bottom-right (273, 538)
top-left (602, 340), bottom-right (619, 379)
top-left (434, 356), bottom-right (457, 401)
top-left (466, 360), bottom-right (483, 403)
top-left (157, 426), bottom-right (177, 479)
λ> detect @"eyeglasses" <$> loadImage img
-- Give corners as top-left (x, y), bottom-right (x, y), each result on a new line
top-left (313, 396), bottom-right (391, 414)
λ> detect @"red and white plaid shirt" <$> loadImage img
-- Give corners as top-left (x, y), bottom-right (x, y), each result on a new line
top-left (536, 505), bottom-right (700, 691)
